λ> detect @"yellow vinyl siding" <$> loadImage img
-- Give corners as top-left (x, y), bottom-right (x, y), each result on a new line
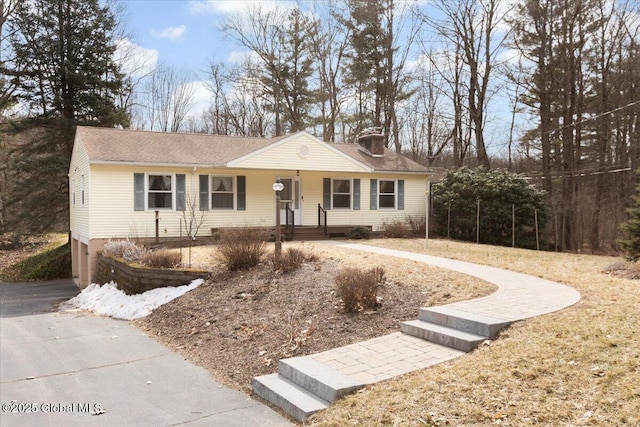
top-left (69, 137), bottom-right (91, 237)
top-left (229, 133), bottom-right (370, 173)
top-left (88, 166), bottom-right (300, 238)
top-left (85, 163), bottom-right (428, 239)
top-left (302, 172), bottom-right (427, 230)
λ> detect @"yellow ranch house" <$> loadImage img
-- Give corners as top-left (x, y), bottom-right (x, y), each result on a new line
top-left (69, 126), bottom-right (430, 287)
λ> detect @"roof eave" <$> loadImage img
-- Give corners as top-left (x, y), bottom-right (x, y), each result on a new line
top-left (227, 131), bottom-right (375, 172)
top-left (371, 169), bottom-right (434, 175)
top-left (89, 160), bottom-right (224, 169)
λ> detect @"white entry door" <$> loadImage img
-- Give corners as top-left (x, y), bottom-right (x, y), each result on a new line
top-left (279, 177), bottom-right (301, 225)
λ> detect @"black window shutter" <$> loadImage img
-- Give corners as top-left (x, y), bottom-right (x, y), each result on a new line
top-left (353, 179), bottom-right (361, 210)
top-left (134, 173), bottom-right (144, 211)
top-left (199, 175), bottom-right (209, 211)
top-left (370, 179), bottom-right (378, 210)
top-left (237, 176), bottom-right (246, 211)
top-left (323, 178), bottom-right (331, 210)
top-left (176, 174), bottom-right (186, 211)
top-left (398, 179), bottom-right (405, 210)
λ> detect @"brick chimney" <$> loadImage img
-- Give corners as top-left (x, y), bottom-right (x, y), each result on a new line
top-left (357, 127), bottom-right (385, 157)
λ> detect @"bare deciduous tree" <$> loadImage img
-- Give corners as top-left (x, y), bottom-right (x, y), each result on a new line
top-left (223, 4), bottom-right (316, 136)
top-left (423, 0), bottom-right (508, 168)
top-left (139, 63), bottom-right (196, 132)
top-left (308, 1), bottom-right (350, 142)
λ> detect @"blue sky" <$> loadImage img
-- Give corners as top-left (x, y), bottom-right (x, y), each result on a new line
top-left (117, 1), bottom-right (298, 124)
top-left (116, 0), bottom-right (520, 157)
top-left (120, 0), bottom-right (236, 76)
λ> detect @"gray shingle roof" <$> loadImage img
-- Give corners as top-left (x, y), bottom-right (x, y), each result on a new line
top-left (329, 143), bottom-right (428, 173)
top-left (77, 126), bottom-right (428, 173)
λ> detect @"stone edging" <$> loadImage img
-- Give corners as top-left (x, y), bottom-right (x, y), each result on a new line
top-left (94, 252), bottom-right (209, 295)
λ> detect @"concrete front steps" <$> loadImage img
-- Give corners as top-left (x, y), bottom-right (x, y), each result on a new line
top-left (253, 357), bottom-right (365, 422)
top-left (401, 306), bottom-right (512, 352)
top-left (253, 306), bottom-right (512, 422)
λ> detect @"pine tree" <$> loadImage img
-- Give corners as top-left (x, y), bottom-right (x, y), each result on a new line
top-left (223, 5), bottom-right (316, 136)
top-left (619, 179), bottom-right (640, 262)
top-left (273, 8), bottom-right (315, 133)
top-left (4, 0), bottom-right (129, 232)
top-left (340, 0), bottom-right (415, 151)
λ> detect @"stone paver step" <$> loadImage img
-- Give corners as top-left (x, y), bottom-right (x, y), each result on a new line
top-left (252, 373), bottom-right (329, 422)
top-left (279, 356), bottom-right (365, 402)
top-left (252, 242), bottom-right (582, 422)
top-left (400, 320), bottom-right (487, 352)
top-left (419, 306), bottom-right (512, 338)
top-left (310, 332), bottom-right (464, 384)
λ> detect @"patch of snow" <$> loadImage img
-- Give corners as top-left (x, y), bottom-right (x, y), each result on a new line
top-left (63, 279), bottom-right (204, 320)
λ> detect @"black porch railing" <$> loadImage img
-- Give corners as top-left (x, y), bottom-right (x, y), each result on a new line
top-left (285, 205), bottom-right (295, 240)
top-left (317, 203), bottom-right (327, 236)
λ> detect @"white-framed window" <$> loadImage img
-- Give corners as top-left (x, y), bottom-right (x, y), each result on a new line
top-left (147, 174), bottom-right (173, 209)
top-left (72, 178), bottom-right (76, 207)
top-left (379, 180), bottom-right (396, 209)
top-left (211, 176), bottom-right (235, 209)
top-left (81, 174), bottom-right (85, 206)
top-left (332, 178), bottom-right (351, 209)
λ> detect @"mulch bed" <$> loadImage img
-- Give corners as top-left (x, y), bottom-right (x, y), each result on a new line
top-left (135, 257), bottom-right (428, 392)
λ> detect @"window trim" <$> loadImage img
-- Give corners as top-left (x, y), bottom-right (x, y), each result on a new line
top-left (80, 174), bottom-right (85, 206)
top-left (146, 173), bottom-right (175, 211)
top-left (331, 178), bottom-right (352, 210)
top-left (378, 179), bottom-right (397, 209)
top-left (210, 175), bottom-right (237, 210)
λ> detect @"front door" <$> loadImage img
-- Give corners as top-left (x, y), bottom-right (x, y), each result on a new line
top-left (279, 177), bottom-right (301, 225)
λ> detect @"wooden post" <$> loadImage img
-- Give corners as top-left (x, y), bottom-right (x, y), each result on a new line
top-left (535, 208), bottom-right (540, 251)
top-left (512, 204), bottom-right (515, 248)
top-left (155, 210), bottom-right (159, 244)
top-left (425, 188), bottom-right (430, 249)
top-left (476, 200), bottom-right (480, 244)
top-left (275, 192), bottom-right (282, 262)
top-left (554, 212), bottom-right (558, 252)
top-left (447, 204), bottom-right (451, 239)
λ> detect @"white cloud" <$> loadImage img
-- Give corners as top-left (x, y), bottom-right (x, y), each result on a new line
top-left (226, 49), bottom-right (260, 64)
top-left (114, 38), bottom-right (158, 77)
top-left (188, 0), bottom-right (295, 15)
top-left (151, 25), bottom-right (187, 41)
top-left (185, 80), bottom-right (214, 119)
top-left (496, 47), bottom-right (526, 68)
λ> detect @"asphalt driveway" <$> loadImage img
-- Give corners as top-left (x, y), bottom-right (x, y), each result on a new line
top-left (0, 280), bottom-right (290, 426)
top-left (0, 279), bottom-right (80, 317)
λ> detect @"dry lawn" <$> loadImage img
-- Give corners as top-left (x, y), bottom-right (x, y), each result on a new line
top-left (306, 239), bottom-right (639, 427)
top-left (0, 233), bottom-right (68, 281)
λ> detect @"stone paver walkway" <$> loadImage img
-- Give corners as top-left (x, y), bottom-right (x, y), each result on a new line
top-left (310, 242), bottom-right (581, 384)
top-left (311, 332), bottom-right (464, 384)
top-left (331, 242), bottom-right (582, 321)
top-left (254, 242), bottom-right (582, 421)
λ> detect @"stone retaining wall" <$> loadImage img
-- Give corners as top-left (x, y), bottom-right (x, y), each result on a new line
top-left (94, 252), bottom-right (209, 295)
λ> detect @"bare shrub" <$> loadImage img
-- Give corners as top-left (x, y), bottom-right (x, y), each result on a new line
top-left (603, 262), bottom-right (640, 280)
top-left (381, 218), bottom-right (410, 238)
top-left (272, 247), bottom-right (317, 272)
top-left (216, 227), bottom-right (268, 271)
top-left (102, 239), bottom-right (147, 262)
top-left (141, 249), bottom-right (182, 268)
top-left (406, 215), bottom-right (426, 237)
top-left (335, 266), bottom-right (386, 313)
top-left (345, 226), bottom-right (371, 239)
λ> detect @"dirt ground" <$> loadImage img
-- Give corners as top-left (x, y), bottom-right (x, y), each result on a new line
top-left (134, 241), bottom-right (495, 393)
